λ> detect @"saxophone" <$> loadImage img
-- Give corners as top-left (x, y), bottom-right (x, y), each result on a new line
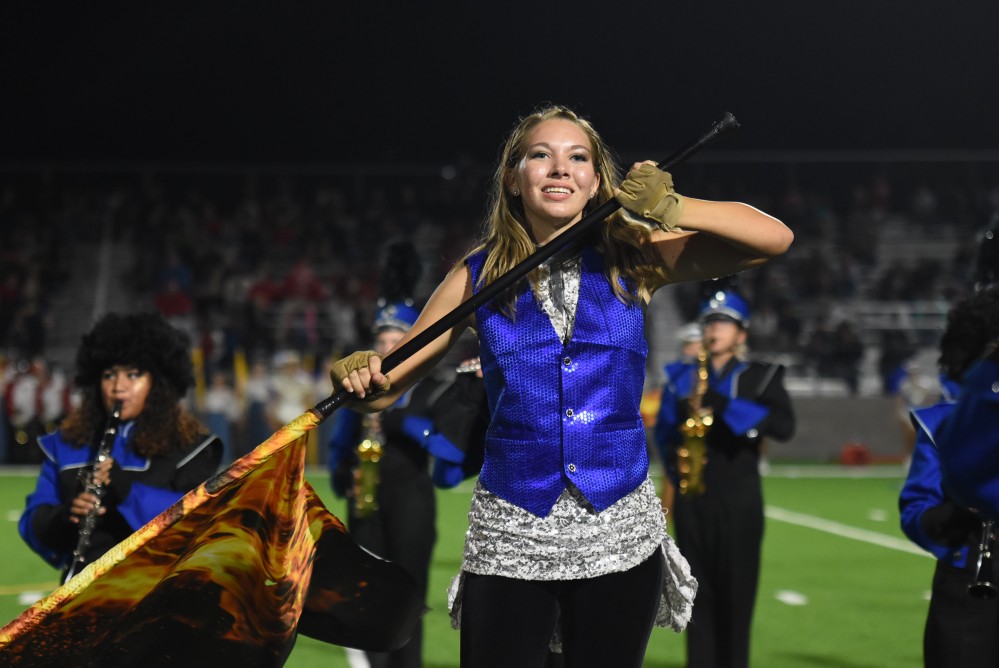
top-left (677, 344), bottom-right (713, 496)
top-left (353, 412), bottom-right (384, 518)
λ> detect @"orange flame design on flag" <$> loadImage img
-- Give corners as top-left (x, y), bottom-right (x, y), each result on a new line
top-left (0, 410), bottom-right (421, 667)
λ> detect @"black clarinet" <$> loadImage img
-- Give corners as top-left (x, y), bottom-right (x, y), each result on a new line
top-left (969, 519), bottom-right (997, 600)
top-left (63, 400), bottom-right (123, 583)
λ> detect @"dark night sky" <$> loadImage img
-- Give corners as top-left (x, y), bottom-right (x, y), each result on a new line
top-left (2, 1), bottom-right (998, 164)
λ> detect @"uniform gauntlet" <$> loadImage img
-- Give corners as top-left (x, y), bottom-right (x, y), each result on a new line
top-left (616, 163), bottom-right (685, 232)
top-left (330, 350), bottom-right (391, 394)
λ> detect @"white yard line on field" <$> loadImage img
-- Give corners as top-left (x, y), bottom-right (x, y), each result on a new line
top-left (765, 464), bottom-right (906, 479)
top-left (765, 505), bottom-right (931, 558)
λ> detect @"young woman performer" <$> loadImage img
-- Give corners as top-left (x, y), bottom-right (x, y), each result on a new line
top-left (331, 105), bottom-right (793, 667)
top-left (19, 312), bottom-right (223, 581)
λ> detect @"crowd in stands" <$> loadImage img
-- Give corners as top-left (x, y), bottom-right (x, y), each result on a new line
top-left (0, 181), bottom-right (75, 361)
top-left (1, 159), bottom-right (997, 463)
top-left (0, 343), bottom-right (338, 470)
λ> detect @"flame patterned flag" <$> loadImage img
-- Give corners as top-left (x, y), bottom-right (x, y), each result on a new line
top-left (0, 409), bottom-right (422, 667)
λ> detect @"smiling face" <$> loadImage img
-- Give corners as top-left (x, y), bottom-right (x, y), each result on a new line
top-left (101, 365), bottom-right (152, 421)
top-left (507, 118), bottom-right (600, 243)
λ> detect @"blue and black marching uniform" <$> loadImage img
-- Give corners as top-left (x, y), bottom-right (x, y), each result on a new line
top-left (900, 398), bottom-right (999, 667)
top-left (939, 353), bottom-right (999, 519)
top-left (329, 367), bottom-right (487, 667)
top-left (654, 355), bottom-right (794, 668)
top-left (19, 423), bottom-right (221, 574)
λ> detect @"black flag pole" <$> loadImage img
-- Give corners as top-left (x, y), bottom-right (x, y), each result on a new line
top-left (314, 112), bottom-right (741, 419)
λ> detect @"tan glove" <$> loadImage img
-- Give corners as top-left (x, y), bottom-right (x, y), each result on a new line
top-left (615, 163), bottom-right (684, 232)
top-left (330, 350), bottom-right (391, 395)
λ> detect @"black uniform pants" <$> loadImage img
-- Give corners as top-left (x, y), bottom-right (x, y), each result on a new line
top-left (924, 556), bottom-right (999, 667)
top-left (673, 475), bottom-right (764, 668)
top-left (349, 469), bottom-right (436, 668)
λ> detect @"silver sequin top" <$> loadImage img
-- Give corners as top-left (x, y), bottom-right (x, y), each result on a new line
top-left (448, 250), bottom-right (697, 633)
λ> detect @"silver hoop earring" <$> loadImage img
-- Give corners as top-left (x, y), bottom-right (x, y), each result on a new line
top-left (512, 190), bottom-right (520, 196)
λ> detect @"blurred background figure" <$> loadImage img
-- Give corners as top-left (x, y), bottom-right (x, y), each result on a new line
top-left (676, 322), bottom-right (704, 362)
top-left (200, 370), bottom-right (240, 467)
top-left (36, 362), bottom-right (72, 438)
top-left (654, 288), bottom-right (796, 668)
top-left (3, 356), bottom-right (49, 464)
top-left (240, 359), bottom-right (274, 458)
top-left (327, 300), bottom-right (438, 668)
top-left (267, 349), bottom-right (314, 430)
top-left (267, 349), bottom-right (318, 464)
top-left (0, 355), bottom-right (13, 464)
top-left (657, 321), bottom-right (707, 521)
top-left (829, 319), bottom-right (865, 396)
top-left (327, 241), bottom-right (439, 668)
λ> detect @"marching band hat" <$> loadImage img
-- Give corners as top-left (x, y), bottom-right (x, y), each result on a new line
top-left (698, 290), bottom-right (751, 328)
top-left (373, 300), bottom-right (420, 334)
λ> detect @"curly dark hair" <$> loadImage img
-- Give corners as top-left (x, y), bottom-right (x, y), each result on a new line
top-left (74, 312), bottom-right (194, 394)
top-left (60, 312), bottom-right (205, 456)
top-left (938, 287), bottom-right (999, 381)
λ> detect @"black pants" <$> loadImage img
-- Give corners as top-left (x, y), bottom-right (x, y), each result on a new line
top-left (459, 551), bottom-right (664, 668)
top-left (924, 556), bottom-right (999, 667)
top-left (349, 469), bottom-right (436, 668)
top-left (673, 475), bottom-right (764, 668)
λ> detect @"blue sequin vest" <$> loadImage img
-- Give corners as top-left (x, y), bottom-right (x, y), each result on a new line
top-left (466, 246), bottom-right (649, 517)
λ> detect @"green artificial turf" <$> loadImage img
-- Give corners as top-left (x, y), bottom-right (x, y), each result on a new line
top-left (0, 467), bottom-right (933, 667)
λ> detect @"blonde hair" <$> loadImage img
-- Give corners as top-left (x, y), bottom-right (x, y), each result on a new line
top-left (460, 105), bottom-right (669, 317)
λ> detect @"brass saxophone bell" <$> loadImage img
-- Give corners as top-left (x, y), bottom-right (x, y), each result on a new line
top-left (677, 344), bottom-right (712, 497)
top-left (354, 414), bottom-right (384, 518)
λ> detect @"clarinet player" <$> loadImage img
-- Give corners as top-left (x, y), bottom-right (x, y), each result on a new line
top-left (18, 312), bottom-right (223, 582)
top-left (653, 289), bottom-right (795, 668)
top-left (899, 286), bottom-right (999, 667)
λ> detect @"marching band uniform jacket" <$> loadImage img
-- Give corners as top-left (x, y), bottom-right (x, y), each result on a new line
top-left (653, 357), bottom-right (795, 485)
top-left (327, 380), bottom-right (447, 499)
top-left (328, 374), bottom-right (488, 492)
top-left (901, 381), bottom-right (999, 668)
top-left (938, 354), bottom-right (999, 519)
top-left (900, 401), bottom-right (981, 568)
top-left (20, 423), bottom-right (221, 570)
